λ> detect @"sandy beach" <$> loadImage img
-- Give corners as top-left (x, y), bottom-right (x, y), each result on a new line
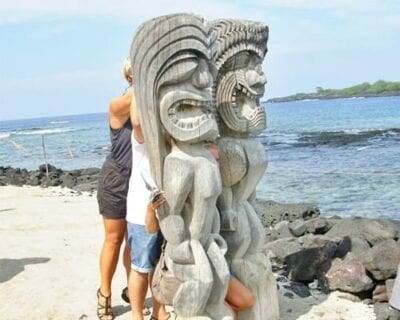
top-left (0, 186), bottom-right (133, 320)
top-left (0, 186), bottom-right (376, 320)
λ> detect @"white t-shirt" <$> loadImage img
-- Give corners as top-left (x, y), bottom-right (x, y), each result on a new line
top-left (126, 134), bottom-right (151, 225)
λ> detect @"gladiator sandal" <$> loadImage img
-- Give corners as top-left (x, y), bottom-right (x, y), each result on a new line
top-left (97, 289), bottom-right (113, 320)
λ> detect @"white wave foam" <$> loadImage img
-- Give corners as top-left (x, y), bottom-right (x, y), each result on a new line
top-left (387, 130), bottom-right (399, 136)
top-left (49, 120), bottom-right (69, 124)
top-left (342, 129), bottom-right (363, 134)
top-left (14, 128), bottom-right (73, 136)
top-left (0, 133), bottom-right (10, 139)
top-left (343, 128), bottom-right (399, 134)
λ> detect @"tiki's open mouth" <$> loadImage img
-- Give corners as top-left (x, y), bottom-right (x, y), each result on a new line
top-left (168, 99), bottom-right (214, 130)
top-left (233, 84), bottom-right (262, 120)
top-left (160, 89), bottom-right (219, 143)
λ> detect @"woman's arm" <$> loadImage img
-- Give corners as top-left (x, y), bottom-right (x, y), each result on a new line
top-left (130, 86), bottom-right (144, 143)
top-left (109, 88), bottom-right (132, 130)
top-left (145, 191), bottom-right (166, 233)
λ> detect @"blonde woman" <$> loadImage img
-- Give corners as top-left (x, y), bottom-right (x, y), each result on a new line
top-left (96, 58), bottom-right (144, 320)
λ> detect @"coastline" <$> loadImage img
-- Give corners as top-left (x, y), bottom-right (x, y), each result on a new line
top-left (2, 97), bottom-right (399, 222)
top-left (266, 92), bottom-right (400, 103)
top-left (0, 164), bottom-right (100, 193)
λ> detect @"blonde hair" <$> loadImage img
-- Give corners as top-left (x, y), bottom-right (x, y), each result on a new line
top-left (123, 57), bottom-right (133, 85)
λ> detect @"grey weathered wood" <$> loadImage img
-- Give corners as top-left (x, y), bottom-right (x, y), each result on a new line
top-left (130, 14), bottom-right (279, 320)
top-left (212, 19), bottom-right (279, 320)
top-left (131, 13), bottom-right (231, 319)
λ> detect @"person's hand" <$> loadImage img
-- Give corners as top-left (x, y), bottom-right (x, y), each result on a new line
top-left (150, 190), bottom-right (166, 210)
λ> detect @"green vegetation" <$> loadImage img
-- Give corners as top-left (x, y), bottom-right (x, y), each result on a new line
top-left (268, 80), bottom-right (400, 103)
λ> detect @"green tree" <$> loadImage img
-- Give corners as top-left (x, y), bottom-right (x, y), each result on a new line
top-left (315, 86), bottom-right (324, 94)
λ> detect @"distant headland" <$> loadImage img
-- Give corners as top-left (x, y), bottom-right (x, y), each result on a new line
top-left (267, 80), bottom-right (400, 103)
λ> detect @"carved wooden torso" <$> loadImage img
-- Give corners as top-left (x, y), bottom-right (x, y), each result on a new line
top-left (218, 136), bottom-right (267, 202)
top-left (164, 145), bottom-right (222, 246)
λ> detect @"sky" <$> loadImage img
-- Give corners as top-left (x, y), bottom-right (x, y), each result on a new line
top-left (0, 0), bottom-right (399, 120)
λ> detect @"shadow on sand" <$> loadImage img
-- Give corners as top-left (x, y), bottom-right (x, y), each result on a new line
top-left (113, 296), bottom-right (153, 318)
top-left (0, 257), bottom-right (50, 283)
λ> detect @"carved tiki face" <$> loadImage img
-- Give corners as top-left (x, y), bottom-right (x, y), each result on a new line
top-left (131, 14), bottom-right (220, 187)
top-left (212, 20), bottom-right (269, 134)
top-left (159, 52), bottom-right (218, 144)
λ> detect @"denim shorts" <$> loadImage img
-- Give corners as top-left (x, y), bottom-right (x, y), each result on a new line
top-left (127, 223), bottom-right (163, 273)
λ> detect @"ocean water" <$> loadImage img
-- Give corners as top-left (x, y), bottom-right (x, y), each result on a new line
top-left (1, 96), bottom-right (399, 219)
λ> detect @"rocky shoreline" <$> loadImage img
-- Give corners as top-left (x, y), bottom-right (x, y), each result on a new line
top-left (1, 164), bottom-right (399, 319)
top-left (266, 92), bottom-right (400, 103)
top-left (257, 199), bottom-right (400, 320)
top-left (0, 164), bottom-right (100, 192)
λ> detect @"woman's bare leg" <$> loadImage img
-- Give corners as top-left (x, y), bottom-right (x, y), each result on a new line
top-left (99, 217), bottom-right (127, 297)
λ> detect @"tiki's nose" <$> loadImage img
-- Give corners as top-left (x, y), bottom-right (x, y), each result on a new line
top-left (192, 59), bottom-right (213, 89)
top-left (246, 69), bottom-right (267, 87)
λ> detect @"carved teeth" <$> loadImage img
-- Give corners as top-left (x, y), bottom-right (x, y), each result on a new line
top-left (169, 98), bottom-right (214, 130)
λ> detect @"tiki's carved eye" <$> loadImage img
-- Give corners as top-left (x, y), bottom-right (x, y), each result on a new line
top-left (160, 57), bottom-right (199, 87)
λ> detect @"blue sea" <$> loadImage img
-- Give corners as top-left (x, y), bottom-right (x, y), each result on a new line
top-left (1, 96), bottom-right (399, 220)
